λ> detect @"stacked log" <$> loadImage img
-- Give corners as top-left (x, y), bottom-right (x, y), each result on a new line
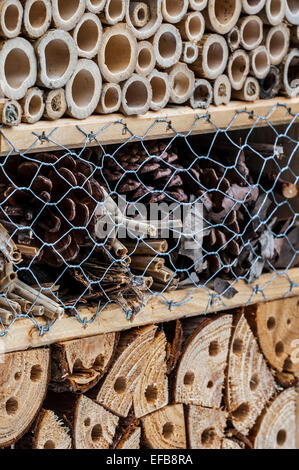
top-left (0, 0), bottom-right (297, 126)
top-left (4, 296), bottom-right (298, 449)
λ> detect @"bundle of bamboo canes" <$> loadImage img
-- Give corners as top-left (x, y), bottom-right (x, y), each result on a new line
top-left (0, 0), bottom-right (298, 126)
top-left (2, 296), bottom-right (298, 449)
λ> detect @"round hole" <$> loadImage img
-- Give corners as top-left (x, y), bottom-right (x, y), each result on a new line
top-left (29, 1), bottom-right (47, 29)
top-left (231, 402), bottom-right (250, 421)
top-left (275, 341), bottom-right (284, 357)
top-left (151, 76), bottom-right (167, 104)
top-left (145, 384), bottom-right (158, 403)
top-left (104, 87), bottom-right (119, 109)
top-left (104, 34), bottom-right (132, 74)
top-left (232, 338), bottom-right (243, 355)
top-left (71, 69), bottom-right (95, 107)
top-left (269, 31), bottom-right (284, 59)
top-left (214, 0), bottom-right (237, 26)
top-left (207, 380), bottom-right (214, 388)
top-left (138, 8), bottom-right (145, 21)
top-left (77, 19), bottom-right (99, 53)
top-left (113, 376), bottom-right (127, 393)
top-left (138, 48), bottom-right (151, 70)
top-left (188, 16), bottom-right (202, 38)
top-left (249, 373), bottom-right (259, 391)
top-left (194, 84), bottom-right (210, 102)
top-left (209, 340), bottom-right (219, 356)
top-left (51, 94), bottom-right (62, 112)
top-left (14, 372), bottom-right (21, 381)
top-left (58, 0), bottom-right (80, 21)
top-left (45, 39), bottom-right (70, 80)
top-left (162, 422), bottom-right (174, 439)
top-left (201, 427), bottom-right (216, 446)
top-left (165, 0), bottom-right (185, 16)
top-left (184, 371), bottom-right (195, 386)
top-left (4, 5), bottom-right (19, 31)
top-left (243, 19), bottom-right (261, 47)
top-left (287, 318), bottom-right (291, 326)
top-left (158, 32), bottom-right (177, 59)
top-left (270, 0), bottom-right (282, 17)
top-left (108, 0), bottom-right (123, 19)
top-left (30, 364), bottom-right (43, 382)
top-left (4, 48), bottom-right (30, 89)
top-left (6, 397), bottom-right (18, 415)
top-left (231, 55), bottom-right (246, 82)
top-left (267, 316), bottom-right (276, 330)
top-left (230, 30), bottom-right (239, 47)
top-left (29, 95), bottom-right (42, 117)
top-left (44, 440), bottom-right (55, 449)
top-left (125, 81), bottom-right (147, 108)
top-left (276, 429), bottom-right (287, 446)
top-left (84, 417), bottom-right (91, 427)
top-left (207, 43), bottom-right (224, 71)
top-left (173, 72), bottom-right (190, 97)
top-left (91, 424), bottom-right (102, 442)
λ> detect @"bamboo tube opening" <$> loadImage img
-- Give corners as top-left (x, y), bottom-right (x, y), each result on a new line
top-left (0, 0), bottom-right (22, 38)
top-left (227, 26), bottom-right (240, 51)
top-left (182, 42), bottom-right (198, 63)
top-left (266, 26), bottom-right (289, 66)
top-left (44, 88), bottom-right (67, 120)
top-left (20, 87), bottom-right (45, 124)
top-left (136, 41), bottom-right (155, 76)
top-left (52, 0), bottom-right (85, 31)
top-left (189, 0), bottom-right (208, 11)
top-left (286, 1), bottom-right (299, 25)
top-left (206, 0), bottom-right (241, 34)
top-left (208, 43), bottom-right (224, 72)
top-left (129, 2), bottom-right (149, 28)
top-left (169, 62), bottom-right (194, 104)
top-left (227, 49), bottom-right (249, 90)
top-left (103, 0), bottom-right (126, 25)
top-left (86, 0), bottom-right (106, 13)
top-left (153, 25), bottom-right (183, 68)
top-left (232, 76), bottom-right (260, 100)
top-left (121, 74), bottom-right (152, 115)
top-left (161, 0), bottom-right (188, 24)
top-left (283, 49), bottom-right (299, 97)
top-left (180, 12), bottom-right (205, 42)
top-left (239, 15), bottom-right (263, 50)
top-left (242, 0), bottom-right (265, 14)
top-left (23, 0), bottom-right (52, 39)
top-left (213, 74), bottom-right (231, 105)
top-left (28, 1), bottom-right (47, 28)
top-left (250, 45), bottom-right (270, 79)
top-left (260, 0), bottom-right (285, 25)
top-left (126, 0), bottom-right (163, 40)
top-left (104, 87), bottom-right (119, 109)
top-left (5, 49), bottom-right (30, 89)
top-left (73, 13), bottom-right (102, 59)
top-left (29, 95), bottom-right (42, 116)
top-left (190, 78), bottom-right (213, 108)
top-left (0, 99), bottom-right (21, 126)
top-left (96, 83), bottom-right (121, 114)
top-left (191, 34), bottom-right (228, 79)
top-left (46, 40), bottom-right (70, 79)
top-left (148, 69), bottom-right (170, 111)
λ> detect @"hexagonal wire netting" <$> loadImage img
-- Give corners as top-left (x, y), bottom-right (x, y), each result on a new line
top-left (0, 102), bottom-right (298, 336)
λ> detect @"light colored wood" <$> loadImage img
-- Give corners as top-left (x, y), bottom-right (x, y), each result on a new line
top-left (141, 404), bottom-right (186, 449)
top-left (32, 409), bottom-right (71, 449)
top-left (187, 405), bottom-right (227, 449)
top-left (0, 98), bottom-right (298, 156)
top-left (2, 268), bottom-right (299, 354)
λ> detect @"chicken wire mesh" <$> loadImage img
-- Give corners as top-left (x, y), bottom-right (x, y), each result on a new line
top-left (0, 102), bottom-right (298, 336)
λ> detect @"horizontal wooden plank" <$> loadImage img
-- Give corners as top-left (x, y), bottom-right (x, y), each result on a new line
top-left (1, 268), bottom-right (299, 353)
top-left (0, 97), bottom-right (298, 156)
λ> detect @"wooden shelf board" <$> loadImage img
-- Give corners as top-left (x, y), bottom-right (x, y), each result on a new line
top-left (1, 268), bottom-right (299, 354)
top-left (0, 97), bottom-right (298, 156)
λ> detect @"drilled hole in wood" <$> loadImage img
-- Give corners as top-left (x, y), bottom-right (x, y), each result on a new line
top-left (30, 364), bottom-right (43, 382)
top-left (276, 429), bottom-right (287, 446)
top-left (162, 422), bottom-right (174, 439)
top-left (93, 354), bottom-right (105, 370)
top-left (275, 341), bottom-right (284, 357)
top-left (6, 397), bottom-right (18, 415)
top-left (184, 371), bottom-right (195, 386)
top-left (113, 376), bottom-right (127, 393)
top-left (249, 373), bottom-right (260, 391)
top-left (231, 402), bottom-right (250, 421)
top-left (91, 424), bottom-right (102, 442)
top-left (14, 372), bottom-right (21, 381)
top-left (232, 338), bottom-right (243, 355)
top-left (44, 440), bottom-right (55, 449)
top-left (201, 427), bottom-right (216, 446)
top-left (209, 340), bottom-right (219, 356)
top-left (84, 417), bottom-right (91, 427)
top-left (287, 318), bottom-right (292, 326)
top-left (145, 384), bottom-right (158, 403)
top-left (207, 380), bottom-right (214, 388)
top-left (267, 316), bottom-right (276, 330)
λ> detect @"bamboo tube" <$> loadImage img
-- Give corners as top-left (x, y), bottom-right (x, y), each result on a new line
top-left (168, 62), bottom-right (195, 104)
top-left (189, 0), bottom-right (207, 11)
top-left (0, 223), bottom-right (21, 263)
top-left (0, 307), bottom-right (14, 324)
top-left (65, 59), bottom-right (102, 119)
top-left (147, 268), bottom-right (172, 283)
top-left (227, 49), bottom-right (249, 90)
top-left (204, 0), bottom-right (241, 35)
top-left (177, 11), bottom-right (204, 43)
top-left (86, 0), bottom-right (106, 13)
top-left (96, 82), bottom-right (121, 114)
top-left (120, 73), bottom-right (152, 115)
top-left (0, 37), bottom-right (37, 100)
top-left (232, 76), bottom-right (260, 100)
top-left (259, 0), bottom-right (285, 26)
top-left (238, 15), bottom-right (263, 50)
top-left (286, 1), bottom-right (299, 26)
top-left (100, 0), bottom-right (126, 25)
top-left (281, 49), bottom-right (299, 98)
top-left (132, 256), bottom-right (165, 272)
top-left (148, 69), bottom-right (170, 111)
top-left (0, 297), bottom-right (21, 314)
top-left (264, 24), bottom-right (290, 66)
top-left (43, 88), bottom-right (67, 120)
top-left (151, 23), bottom-right (182, 69)
top-left (21, 0), bottom-right (51, 39)
top-left (190, 34), bottom-right (228, 79)
top-left (290, 26), bottom-right (299, 45)
top-left (51, 0), bottom-right (85, 31)
top-left (242, 0), bottom-right (265, 14)
top-left (0, 0), bottom-right (22, 38)
top-left (72, 13), bottom-right (102, 59)
top-left (7, 292), bottom-right (31, 313)
top-left (19, 87), bottom-right (45, 124)
top-left (0, 261), bottom-right (17, 292)
top-left (161, 0), bottom-right (188, 24)
top-left (125, 0), bottom-right (162, 40)
top-left (259, 65), bottom-right (281, 98)
top-left (250, 45), bottom-right (270, 79)
top-left (226, 25), bottom-right (240, 52)
top-left (212, 74), bottom-right (231, 105)
top-left (97, 23), bottom-right (137, 83)
top-left (35, 30), bottom-right (78, 89)
top-left (181, 41), bottom-right (198, 64)
top-left (189, 78), bottom-right (213, 109)
top-left (0, 98), bottom-right (21, 126)
top-left (111, 238), bottom-right (128, 259)
top-left (124, 239), bottom-right (168, 255)
top-left (129, 2), bottom-right (149, 28)
top-left (135, 41), bottom-right (155, 77)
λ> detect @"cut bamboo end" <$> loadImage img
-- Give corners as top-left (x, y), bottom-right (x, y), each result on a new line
top-left (120, 73), bottom-right (152, 115)
top-left (226, 25), bottom-right (241, 52)
top-left (286, 0), bottom-right (299, 25)
top-left (189, 78), bottom-right (213, 108)
top-left (135, 41), bottom-right (155, 76)
top-left (142, 404), bottom-right (186, 449)
top-left (96, 82), bottom-right (121, 114)
top-left (22, 0), bottom-right (52, 39)
top-left (290, 25), bottom-right (299, 45)
top-left (0, 98), bottom-right (21, 126)
top-left (51, 0), bottom-right (85, 31)
top-left (129, 2), bottom-right (150, 28)
top-left (44, 88), bottom-right (67, 120)
top-left (168, 62), bottom-right (195, 104)
top-left (238, 15), bottom-right (263, 50)
top-left (227, 49), bottom-right (249, 90)
top-left (250, 45), bottom-right (270, 79)
top-left (100, 0), bottom-right (126, 26)
top-left (19, 87), bottom-right (45, 124)
top-left (187, 405), bottom-right (227, 449)
top-left (281, 48), bottom-right (299, 98)
top-left (35, 30), bottom-right (78, 89)
top-left (32, 409), bottom-right (71, 449)
top-left (259, 0), bottom-right (285, 26)
top-left (191, 34), bottom-right (228, 79)
top-left (152, 23), bottom-right (183, 69)
top-left (161, 0), bottom-right (188, 24)
top-left (265, 24), bottom-right (290, 66)
top-left (125, 0), bottom-right (163, 40)
top-left (242, 0), bottom-right (265, 14)
top-left (97, 23), bottom-right (137, 83)
top-left (0, 348), bottom-right (50, 447)
top-left (259, 65), bottom-right (281, 98)
top-left (181, 41), bottom-right (198, 64)
top-left (232, 76), bottom-right (260, 100)
top-left (0, 37), bottom-right (37, 100)
top-left (86, 0), bottom-right (106, 14)
top-left (177, 11), bottom-right (205, 43)
top-left (148, 68), bottom-right (170, 111)
top-left (204, 0), bottom-right (242, 35)
top-left (72, 13), bottom-right (102, 59)
top-left (189, 0), bottom-right (208, 11)
top-left (0, 0), bottom-right (22, 39)
top-left (65, 59), bottom-right (102, 120)
top-left (212, 73), bottom-right (231, 105)
top-left (252, 388), bottom-right (297, 449)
